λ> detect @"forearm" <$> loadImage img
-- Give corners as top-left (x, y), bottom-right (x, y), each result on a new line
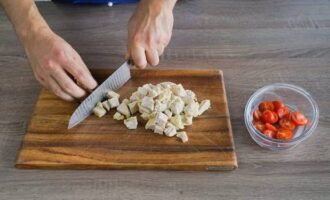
top-left (0, 0), bottom-right (51, 46)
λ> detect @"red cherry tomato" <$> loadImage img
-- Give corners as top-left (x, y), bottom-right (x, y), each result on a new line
top-left (254, 121), bottom-right (266, 132)
top-left (276, 128), bottom-right (294, 140)
top-left (262, 110), bottom-right (279, 124)
top-left (277, 107), bottom-right (291, 119)
top-left (265, 123), bottom-right (278, 132)
top-left (253, 109), bottom-right (262, 121)
top-left (291, 111), bottom-right (308, 126)
top-left (263, 129), bottom-right (276, 138)
top-left (258, 101), bottom-right (275, 112)
top-left (279, 118), bottom-right (296, 131)
top-left (273, 101), bottom-right (285, 111)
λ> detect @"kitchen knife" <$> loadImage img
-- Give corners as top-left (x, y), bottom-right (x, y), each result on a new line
top-left (68, 62), bottom-right (131, 129)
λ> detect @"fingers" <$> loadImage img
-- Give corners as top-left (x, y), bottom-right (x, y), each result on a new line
top-left (157, 44), bottom-right (165, 56)
top-left (146, 48), bottom-right (159, 66)
top-left (51, 66), bottom-right (87, 99)
top-left (46, 76), bottom-right (75, 101)
top-left (64, 54), bottom-right (98, 92)
top-left (130, 45), bottom-right (147, 69)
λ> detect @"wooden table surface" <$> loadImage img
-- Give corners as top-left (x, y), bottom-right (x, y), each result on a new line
top-left (0, 0), bottom-right (329, 199)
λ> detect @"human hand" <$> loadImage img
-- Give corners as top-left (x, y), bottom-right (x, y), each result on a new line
top-left (24, 30), bottom-right (97, 101)
top-left (127, 0), bottom-right (176, 68)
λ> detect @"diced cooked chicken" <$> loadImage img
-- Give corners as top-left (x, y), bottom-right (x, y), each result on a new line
top-left (182, 114), bottom-right (193, 126)
top-left (155, 112), bottom-right (169, 127)
top-left (141, 96), bottom-right (154, 111)
top-left (198, 99), bottom-right (211, 115)
top-left (130, 91), bottom-right (143, 101)
top-left (106, 90), bottom-right (120, 99)
top-left (171, 84), bottom-right (187, 97)
top-left (154, 125), bottom-right (164, 135)
top-left (124, 116), bottom-right (138, 129)
top-left (169, 98), bottom-right (184, 115)
top-left (140, 112), bottom-right (150, 121)
top-left (113, 112), bottom-right (125, 120)
top-left (176, 131), bottom-right (188, 143)
top-left (145, 117), bottom-right (156, 130)
top-left (117, 102), bottom-right (131, 118)
top-left (137, 86), bottom-right (149, 96)
top-left (170, 115), bottom-right (184, 130)
top-left (128, 101), bottom-right (139, 114)
top-left (138, 102), bottom-right (152, 114)
top-left (102, 100), bottom-right (111, 111)
top-left (122, 98), bottom-right (130, 105)
top-left (93, 102), bottom-right (106, 118)
top-left (164, 123), bottom-right (177, 137)
top-left (99, 82), bottom-right (211, 143)
top-left (154, 100), bottom-right (167, 112)
top-left (184, 101), bottom-right (199, 117)
top-left (108, 97), bottom-right (120, 108)
top-left (164, 109), bottom-right (173, 118)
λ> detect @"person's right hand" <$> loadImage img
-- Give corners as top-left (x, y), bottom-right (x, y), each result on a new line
top-left (24, 30), bottom-right (97, 101)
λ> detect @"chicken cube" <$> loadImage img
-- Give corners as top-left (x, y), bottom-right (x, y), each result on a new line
top-left (113, 112), bottom-right (125, 120)
top-left (198, 99), bottom-right (211, 115)
top-left (106, 90), bottom-right (120, 99)
top-left (128, 101), bottom-right (139, 114)
top-left (124, 116), bottom-right (138, 129)
top-left (117, 102), bottom-right (131, 118)
top-left (176, 131), bottom-right (188, 143)
top-left (108, 97), bottom-right (120, 108)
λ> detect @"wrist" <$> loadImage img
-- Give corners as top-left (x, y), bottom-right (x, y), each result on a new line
top-left (142, 0), bottom-right (177, 13)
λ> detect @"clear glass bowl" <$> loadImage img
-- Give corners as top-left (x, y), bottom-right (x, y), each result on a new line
top-left (244, 83), bottom-right (319, 150)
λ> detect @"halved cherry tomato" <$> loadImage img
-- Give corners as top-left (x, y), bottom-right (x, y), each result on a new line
top-left (291, 111), bottom-right (308, 126)
top-left (265, 123), bottom-right (278, 132)
top-left (254, 121), bottom-right (266, 132)
top-left (263, 129), bottom-right (276, 138)
top-left (258, 101), bottom-right (275, 112)
top-left (273, 101), bottom-right (285, 111)
top-left (276, 128), bottom-right (294, 140)
top-left (277, 107), bottom-right (290, 119)
top-left (279, 118), bottom-right (296, 131)
top-left (262, 110), bottom-right (278, 124)
top-left (253, 109), bottom-right (262, 121)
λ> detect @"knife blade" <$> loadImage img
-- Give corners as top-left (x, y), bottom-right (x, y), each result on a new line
top-left (68, 62), bottom-right (131, 129)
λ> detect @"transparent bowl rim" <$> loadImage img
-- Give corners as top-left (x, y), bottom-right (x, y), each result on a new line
top-left (244, 83), bottom-right (319, 144)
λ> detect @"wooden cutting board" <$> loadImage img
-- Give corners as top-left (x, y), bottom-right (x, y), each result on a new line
top-left (16, 69), bottom-right (237, 171)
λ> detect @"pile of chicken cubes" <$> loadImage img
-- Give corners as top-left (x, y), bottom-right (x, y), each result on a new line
top-left (92, 82), bottom-right (211, 143)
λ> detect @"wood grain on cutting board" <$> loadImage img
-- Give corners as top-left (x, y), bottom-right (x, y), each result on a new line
top-left (16, 69), bottom-right (237, 170)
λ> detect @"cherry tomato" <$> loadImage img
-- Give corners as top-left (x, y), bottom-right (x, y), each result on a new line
top-left (262, 110), bottom-right (278, 124)
top-left (265, 123), bottom-right (278, 132)
top-left (279, 118), bottom-right (296, 131)
top-left (276, 128), bottom-right (294, 140)
top-left (277, 107), bottom-right (291, 119)
top-left (258, 101), bottom-right (275, 112)
top-left (253, 109), bottom-right (262, 121)
top-left (291, 111), bottom-right (308, 126)
top-left (273, 101), bottom-right (285, 111)
top-left (254, 121), bottom-right (266, 132)
top-left (263, 129), bottom-right (276, 139)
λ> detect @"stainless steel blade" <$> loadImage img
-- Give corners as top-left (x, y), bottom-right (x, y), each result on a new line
top-left (68, 62), bottom-right (131, 129)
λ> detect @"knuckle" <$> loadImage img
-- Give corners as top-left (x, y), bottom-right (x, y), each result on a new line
top-left (52, 88), bottom-right (62, 97)
top-left (54, 48), bottom-right (66, 62)
top-left (63, 82), bottom-right (73, 93)
top-left (43, 59), bottom-right (54, 70)
top-left (75, 70), bottom-right (85, 81)
top-left (132, 34), bottom-right (142, 43)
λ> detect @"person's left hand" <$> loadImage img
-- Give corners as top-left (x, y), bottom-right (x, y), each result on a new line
top-left (127, 0), bottom-right (176, 69)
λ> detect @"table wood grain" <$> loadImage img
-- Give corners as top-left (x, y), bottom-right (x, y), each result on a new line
top-left (0, 0), bottom-right (329, 199)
